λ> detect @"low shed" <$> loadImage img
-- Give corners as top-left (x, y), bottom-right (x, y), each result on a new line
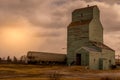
top-left (27, 51), bottom-right (66, 64)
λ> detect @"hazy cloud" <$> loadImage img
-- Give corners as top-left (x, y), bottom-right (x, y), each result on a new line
top-left (0, 0), bottom-right (120, 58)
top-left (84, 0), bottom-right (120, 4)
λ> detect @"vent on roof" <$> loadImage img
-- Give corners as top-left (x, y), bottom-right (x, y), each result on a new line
top-left (87, 5), bottom-right (90, 7)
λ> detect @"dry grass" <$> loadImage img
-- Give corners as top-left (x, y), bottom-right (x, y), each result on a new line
top-left (101, 76), bottom-right (120, 80)
top-left (0, 64), bottom-right (120, 80)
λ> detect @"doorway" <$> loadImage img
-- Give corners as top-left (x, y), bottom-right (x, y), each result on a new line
top-left (76, 54), bottom-right (81, 65)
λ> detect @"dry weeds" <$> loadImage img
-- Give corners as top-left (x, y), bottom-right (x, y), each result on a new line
top-left (0, 64), bottom-right (120, 80)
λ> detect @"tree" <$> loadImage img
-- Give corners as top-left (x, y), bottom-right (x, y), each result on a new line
top-left (13, 56), bottom-right (17, 63)
top-left (7, 56), bottom-right (12, 63)
top-left (20, 56), bottom-right (24, 62)
top-left (20, 55), bottom-right (27, 63)
top-left (0, 57), bottom-right (1, 63)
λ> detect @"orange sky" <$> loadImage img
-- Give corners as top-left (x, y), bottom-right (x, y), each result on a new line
top-left (0, 0), bottom-right (120, 58)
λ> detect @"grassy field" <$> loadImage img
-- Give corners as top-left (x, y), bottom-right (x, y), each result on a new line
top-left (0, 64), bottom-right (120, 80)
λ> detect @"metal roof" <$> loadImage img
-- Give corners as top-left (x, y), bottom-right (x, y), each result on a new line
top-left (90, 41), bottom-right (115, 51)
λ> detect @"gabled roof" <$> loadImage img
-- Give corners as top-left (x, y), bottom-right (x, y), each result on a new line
top-left (75, 45), bottom-right (101, 53)
top-left (90, 41), bottom-right (115, 51)
top-left (82, 46), bottom-right (101, 52)
top-left (75, 41), bottom-right (115, 53)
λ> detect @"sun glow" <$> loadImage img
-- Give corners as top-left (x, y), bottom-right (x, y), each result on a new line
top-left (1, 28), bottom-right (29, 47)
top-left (0, 17), bottom-right (33, 48)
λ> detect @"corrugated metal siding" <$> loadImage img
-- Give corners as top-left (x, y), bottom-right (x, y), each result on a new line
top-left (27, 51), bottom-right (66, 62)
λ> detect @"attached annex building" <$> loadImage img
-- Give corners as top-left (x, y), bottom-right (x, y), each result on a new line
top-left (27, 5), bottom-right (115, 70)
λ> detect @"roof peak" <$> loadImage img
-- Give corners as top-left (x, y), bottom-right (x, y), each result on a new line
top-left (73, 5), bottom-right (98, 12)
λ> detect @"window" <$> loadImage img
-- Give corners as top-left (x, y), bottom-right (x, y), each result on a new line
top-left (109, 60), bottom-right (111, 64)
top-left (81, 13), bottom-right (83, 17)
top-left (94, 59), bottom-right (96, 63)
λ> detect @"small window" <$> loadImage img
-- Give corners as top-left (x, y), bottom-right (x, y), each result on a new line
top-left (94, 59), bottom-right (96, 63)
top-left (109, 60), bottom-right (111, 64)
top-left (81, 13), bottom-right (83, 17)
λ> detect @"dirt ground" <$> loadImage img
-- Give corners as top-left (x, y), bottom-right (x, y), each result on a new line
top-left (0, 64), bottom-right (120, 80)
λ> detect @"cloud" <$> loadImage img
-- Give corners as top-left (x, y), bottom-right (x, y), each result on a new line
top-left (104, 31), bottom-right (120, 55)
top-left (98, 3), bottom-right (120, 33)
top-left (84, 0), bottom-right (120, 4)
top-left (34, 31), bottom-right (61, 38)
top-left (0, 0), bottom-right (120, 58)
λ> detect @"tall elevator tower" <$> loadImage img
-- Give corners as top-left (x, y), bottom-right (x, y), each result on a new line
top-left (67, 5), bottom-right (104, 65)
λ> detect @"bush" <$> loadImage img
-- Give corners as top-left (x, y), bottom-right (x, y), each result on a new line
top-left (111, 65), bottom-right (116, 69)
top-left (101, 76), bottom-right (120, 80)
top-left (49, 71), bottom-right (62, 80)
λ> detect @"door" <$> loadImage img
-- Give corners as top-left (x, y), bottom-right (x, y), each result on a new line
top-left (76, 54), bottom-right (81, 65)
top-left (99, 58), bottom-right (108, 70)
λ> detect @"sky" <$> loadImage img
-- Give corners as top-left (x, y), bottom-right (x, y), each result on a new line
top-left (0, 0), bottom-right (120, 58)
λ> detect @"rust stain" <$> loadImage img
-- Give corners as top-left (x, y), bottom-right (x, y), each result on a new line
top-left (68, 20), bottom-right (91, 27)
